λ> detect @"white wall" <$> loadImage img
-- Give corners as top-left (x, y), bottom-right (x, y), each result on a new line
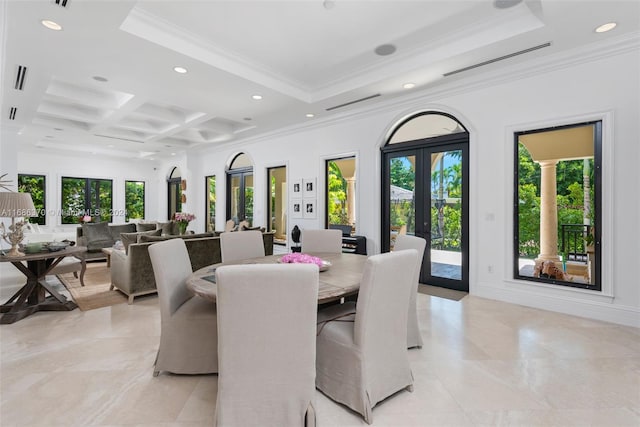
top-left (16, 44), bottom-right (639, 327)
top-left (17, 151), bottom-right (163, 232)
top-left (187, 47), bottom-right (639, 327)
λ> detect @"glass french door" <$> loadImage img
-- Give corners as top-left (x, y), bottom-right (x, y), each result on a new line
top-left (226, 170), bottom-right (253, 225)
top-left (382, 141), bottom-right (468, 291)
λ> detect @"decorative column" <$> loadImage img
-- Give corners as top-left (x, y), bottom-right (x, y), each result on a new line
top-left (537, 160), bottom-right (560, 262)
top-left (346, 177), bottom-right (356, 226)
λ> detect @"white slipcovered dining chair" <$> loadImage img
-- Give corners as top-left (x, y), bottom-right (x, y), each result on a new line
top-left (220, 229), bottom-right (265, 263)
top-left (393, 234), bottom-right (427, 348)
top-left (315, 249), bottom-right (419, 424)
top-left (301, 229), bottom-right (342, 253)
top-left (148, 238), bottom-right (218, 376)
top-left (214, 263), bottom-right (319, 427)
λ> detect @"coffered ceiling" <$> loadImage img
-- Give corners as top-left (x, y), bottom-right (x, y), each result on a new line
top-left (2, 0), bottom-right (638, 161)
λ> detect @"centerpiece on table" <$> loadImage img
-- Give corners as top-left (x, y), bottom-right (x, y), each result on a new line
top-left (174, 212), bottom-right (195, 235)
top-left (279, 252), bottom-right (331, 271)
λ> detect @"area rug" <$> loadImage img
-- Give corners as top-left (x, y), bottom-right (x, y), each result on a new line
top-left (418, 284), bottom-right (467, 301)
top-left (57, 262), bottom-right (127, 311)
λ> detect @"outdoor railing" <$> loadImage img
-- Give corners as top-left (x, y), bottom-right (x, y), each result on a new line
top-left (561, 224), bottom-right (591, 263)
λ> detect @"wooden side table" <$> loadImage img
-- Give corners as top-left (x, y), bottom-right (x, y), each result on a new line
top-left (101, 247), bottom-right (114, 267)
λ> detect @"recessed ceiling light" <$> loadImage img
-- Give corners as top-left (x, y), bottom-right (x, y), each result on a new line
top-left (493, 0), bottom-right (522, 9)
top-left (41, 20), bottom-right (62, 31)
top-left (173, 66), bottom-right (188, 74)
top-left (252, 95), bottom-right (263, 100)
top-left (306, 113), bottom-right (315, 118)
top-left (323, 0), bottom-right (335, 10)
top-left (403, 83), bottom-right (416, 89)
top-left (171, 152), bottom-right (176, 156)
top-left (92, 76), bottom-right (108, 82)
top-left (374, 44), bottom-right (396, 56)
top-left (595, 22), bottom-right (617, 33)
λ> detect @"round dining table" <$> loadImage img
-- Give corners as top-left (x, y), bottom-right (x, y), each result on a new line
top-left (187, 252), bottom-right (368, 305)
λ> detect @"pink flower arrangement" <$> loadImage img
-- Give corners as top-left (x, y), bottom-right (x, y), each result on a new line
top-left (280, 252), bottom-right (324, 268)
top-left (174, 212), bottom-right (196, 222)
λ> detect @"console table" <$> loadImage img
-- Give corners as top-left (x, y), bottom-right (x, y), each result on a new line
top-left (0, 245), bottom-right (86, 324)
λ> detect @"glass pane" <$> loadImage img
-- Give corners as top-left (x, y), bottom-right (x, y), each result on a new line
top-left (169, 181), bottom-right (181, 219)
top-left (389, 155), bottom-right (415, 250)
top-left (230, 175), bottom-right (241, 223)
top-left (93, 179), bottom-right (113, 222)
top-left (61, 177), bottom-right (86, 224)
top-left (389, 113), bottom-right (465, 144)
top-left (516, 123), bottom-right (597, 287)
top-left (125, 181), bottom-right (145, 221)
top-left (327, 157), bottom-right (356, 233)
top-left (430, 150), bottom-right (462, 280)
top-left (18, 174), bottom-right (46, 225)
top-left (244, 174), bottom-right (254, 225)
top-left (206, 176), bottom-right (216, 232)
top-left (268, 167), bottom-right (287, 243)
top-left (230, 153), bottom-right (251, 169)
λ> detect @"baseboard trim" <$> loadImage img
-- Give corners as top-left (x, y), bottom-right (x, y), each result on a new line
top-left (473, 282), bottom-right (640, 328)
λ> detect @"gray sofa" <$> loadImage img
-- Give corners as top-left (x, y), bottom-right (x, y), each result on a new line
top-left (76, 222), bottom-right (138, 260)
top-left (110, 232), bottom-right (275, 303)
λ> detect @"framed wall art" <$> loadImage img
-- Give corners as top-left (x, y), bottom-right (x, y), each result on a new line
top-left (291, 198), bottom-right (303, 219)
top-left (303, 177), bottom-right (316, 198)
top-left (303, 198), bottom-right (316, 219)
top-left (292, 179), bottom-right (302, 197)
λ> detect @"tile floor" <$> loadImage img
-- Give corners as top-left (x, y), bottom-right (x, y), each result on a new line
top-left (1, 262), bottom-right (639, 426)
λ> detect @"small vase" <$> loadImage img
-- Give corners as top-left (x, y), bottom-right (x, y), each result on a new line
top-left (178, 222), bottom-right (188, 235)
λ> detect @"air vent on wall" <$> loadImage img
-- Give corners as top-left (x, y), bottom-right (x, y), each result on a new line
top-left (14, 65), bottom-right (27, 90)
top-left (443, 42), bottom-right (552, 77)
top-left (326, 93), bottom-right (381, 111)
top-left (93, 134), bottom-right (145, 143)
top-left (9, 107), bottom-right (17, 120)
top-left (52, 0), bottom-right (69, 7)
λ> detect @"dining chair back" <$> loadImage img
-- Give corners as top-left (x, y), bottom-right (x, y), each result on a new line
top-left (214, 263), bottom-right (319, 427)
top-left (148, 238), bottom-right (218, 376)
top-left (301, 229), bottom-right (342, 253)
top-left (393, 234), bottom-right (427, 348)
top-left (220, 229), bottom-right (265, 263)
top-left (315, 249), bottom-right (418, 424)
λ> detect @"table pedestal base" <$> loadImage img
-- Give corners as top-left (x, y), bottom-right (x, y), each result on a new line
top-left (1, 261), bottom-right (78, 324)
top-left (1, 293), bottom-right (77, 324)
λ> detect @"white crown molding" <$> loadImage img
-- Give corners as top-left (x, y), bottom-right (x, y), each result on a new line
top-left (207, 31), bottom-right (639, 152)
top-left (119, 6), bottom-right (312, 102)
top-left (309, 2), bottom-right (545, 101)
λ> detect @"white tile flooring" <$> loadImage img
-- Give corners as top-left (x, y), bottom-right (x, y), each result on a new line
top-left (1, 261), bottom-right (639, 426)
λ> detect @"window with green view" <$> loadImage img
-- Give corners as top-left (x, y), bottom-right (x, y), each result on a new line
top-left (18, 174), bottom-right (46, 225)
top-left (61, 176), bottom-right (113, 224)
top-left (125, 180), bottom-right (145, 221)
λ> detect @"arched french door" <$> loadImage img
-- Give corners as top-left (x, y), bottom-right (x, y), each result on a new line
top-left (226, 153), bottom-right (254, 226)
top-left (167, 166), bottom-right (182, 220)
top-left (382, 112), bottom-right (469, 292)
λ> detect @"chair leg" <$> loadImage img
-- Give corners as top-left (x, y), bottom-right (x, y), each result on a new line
top-left (305, 403), bottom-right (316, 427)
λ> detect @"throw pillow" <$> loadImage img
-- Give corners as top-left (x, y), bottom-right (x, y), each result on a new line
top-left (138, 235), bottom-right (174, 243)
top-left (108, 223), bottom-right (137, 241)
top-left (136, 223), bottom-right (157, 232)
top-left (81, 222), bottom-right (114, 252)
top-left (121, 229), bottom-right (162, 253)
top-left (157, 221), bottom-right (179, 236)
